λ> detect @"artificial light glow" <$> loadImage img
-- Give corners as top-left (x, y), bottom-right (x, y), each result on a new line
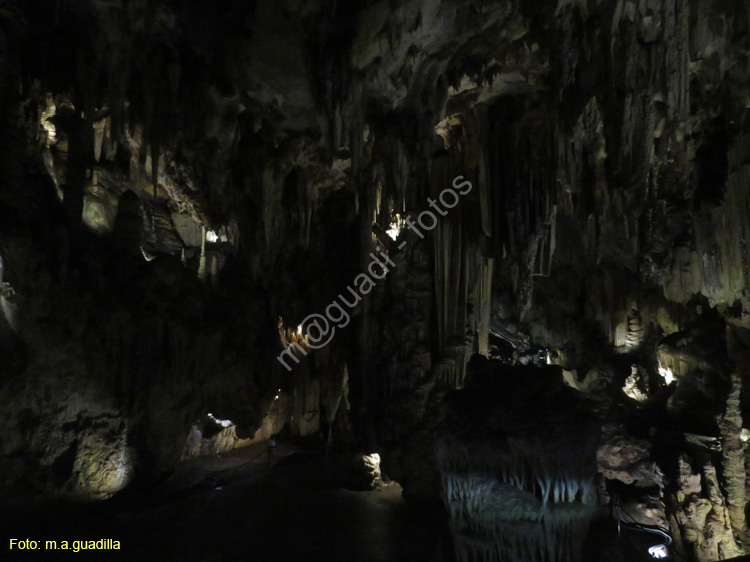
top-left (205, 224), bottom-right (237, 245)
top-left (362, 452), bottom-right (382, 484)
top-left (278, 316), bottom-right (309, 348)
top-left (623, 366), bottom-right (648, 402)
top-left (386, 215), bottom-right (404, 241)
top-left (140, 247), bottom-right (157, 262)
top-left (208, 413), bottom-right (233, 428)
top-left (658, 366), bottom-right (675, 385)
top-left (649, 544), bottom-right (669, 558)
top-left (40, 95), bottom-right (57, 145)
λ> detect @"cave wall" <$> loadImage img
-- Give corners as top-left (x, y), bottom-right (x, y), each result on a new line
top-left (0, 1), bottom-right (749, 556)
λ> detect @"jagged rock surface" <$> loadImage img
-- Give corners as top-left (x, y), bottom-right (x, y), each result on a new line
top-left (0, 1), bottom-right (748, 558)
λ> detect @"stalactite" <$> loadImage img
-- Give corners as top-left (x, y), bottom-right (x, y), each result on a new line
top-left (303, 178), bottom-right (317, 250)
top-left (63, 111), bottom-right (91, 225)
top-left (93, 117), bottom-right (105, 162)
top-left (430, 147), bottom-right (482, 368)
top-left (197, 226), bottom-right (207, 282)
top-left (475, 257), bottom-right (493, 356)
top-left (150, 143), bottom-right (159, 204)
top-left (665, 0), bottom-right (691, 121)
top-left (437, 421), bottom-right (596, 562)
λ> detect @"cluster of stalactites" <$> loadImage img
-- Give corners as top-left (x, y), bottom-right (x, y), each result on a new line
top-left (437, 438), bottom-right (597, 503)
top-left (437, 437), bottom-right (595, 562)
top-left (441, 472), bottom-right (594, 562)
top-left (439, 453), bottom-right (597, 511)
top-left (451, 515), bottom-right (592, 562)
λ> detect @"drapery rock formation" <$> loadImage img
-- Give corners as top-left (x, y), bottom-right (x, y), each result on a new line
top-left (436, 362), bottom-right (599, 562)
top-left (0, 0), bottom-right (749, 559)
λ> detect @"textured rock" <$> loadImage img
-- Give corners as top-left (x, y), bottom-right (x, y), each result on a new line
top-left (725, 328), bottom-right (750, 547)
top-left (0, 1), bottom-right (749, 557)
top-left (682, 463), bottom-right (744, 561)
top-left (0, 353), bottom-right (131, 497)
top-left (597, 427), bottom-right (664, 489)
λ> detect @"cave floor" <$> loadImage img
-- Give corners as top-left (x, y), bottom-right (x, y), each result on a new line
top-left (0, 440), bottom-right (703, 562)
top-left (2, 441), bottom-right (451, 562)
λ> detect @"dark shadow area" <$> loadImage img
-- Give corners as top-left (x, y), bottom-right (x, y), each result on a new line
top-left (1, 440), bottom-right (452, 562)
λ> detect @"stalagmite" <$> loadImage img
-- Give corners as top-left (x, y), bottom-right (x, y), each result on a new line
top-left (719, 355), bottom-right (747, 544)
top-left (93, 118), bottom-right (105, 162)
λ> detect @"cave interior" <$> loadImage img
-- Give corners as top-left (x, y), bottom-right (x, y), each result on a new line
top-left (1, 1), bottom-right (750, 561)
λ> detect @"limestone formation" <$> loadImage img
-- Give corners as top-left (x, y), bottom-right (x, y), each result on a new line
top-left (0, 0), bottom-right (749, 559)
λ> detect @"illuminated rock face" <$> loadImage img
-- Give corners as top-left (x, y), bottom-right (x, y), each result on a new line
top-left (73, 429), bottom-right (132, 497)
top-left (596, 428), bottom-right (664, 489)
top-left (0, 354), bottom-right (131, 498)
top-left (663, 366), bottom-right (746, 561)
top-left (672, 461), bottom-right (744, 561)
top-left (0, 1), bottom-right (749, 557)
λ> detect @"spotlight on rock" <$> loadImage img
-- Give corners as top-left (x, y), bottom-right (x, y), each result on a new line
top-left (207, 413), bottom-right (233, 427)
top-left (363, 453), bottom-right (382, 483)
top-left (386, 215), bottom-right (403, 241)
top-left (658, 366), bottom-right (675, 385)
top-left (648, 544), bottom-right (669, 558)
top-left (364, 452), bottom-right (380, 463)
